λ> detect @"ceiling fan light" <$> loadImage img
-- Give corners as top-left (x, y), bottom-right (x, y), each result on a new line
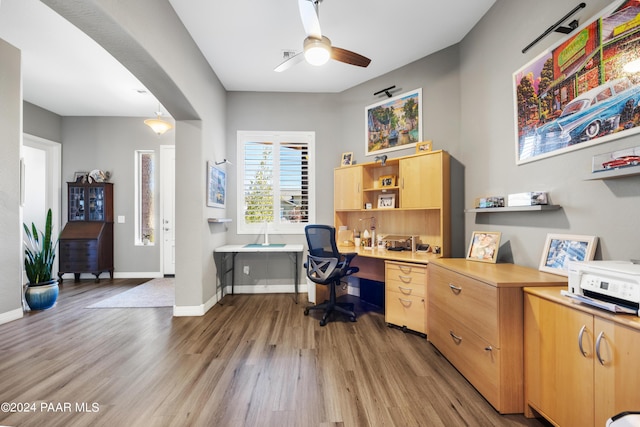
top-left (304, 37), bottom-right (331, 66)
top-left (144, 115), bottom-right (173, 135)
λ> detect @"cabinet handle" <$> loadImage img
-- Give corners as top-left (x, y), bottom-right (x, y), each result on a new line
top-left (399, 265), bottom-right (412, 274)
top-left (397, 286), bottom-right (413, 293)
top-left (448, 283), bottom-right (462, 294)
top-left (595, 331), bottom-right (606, 365)
top-left (399, 275), bottom-right (413, 283)
top-left (449, 331), bottom-right (462, 344)
top-left (398, 298), bottom-right (412, 307)
top-left (578, 325), bottom-right (589, 357)
top-left (484, 346), bottom-right (493, 352)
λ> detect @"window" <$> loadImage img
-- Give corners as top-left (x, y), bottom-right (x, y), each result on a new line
top-left (135, 150), bottom-right (155, 244)
top-left (237, 131), bottom-right (315, 234)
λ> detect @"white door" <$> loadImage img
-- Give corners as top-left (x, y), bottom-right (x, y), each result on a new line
top-left (22, 134), bottom-right (62, 280)
top-left (160, 145), bottom-right (175, 275)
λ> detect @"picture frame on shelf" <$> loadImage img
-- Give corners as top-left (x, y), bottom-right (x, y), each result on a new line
top-left (74, 171), bottom-right (88, 184)
top-left (377, 194), bottom-right (395, 209)
top-left (207, 161), bottom-right (226, 208)
top-left (378, 174), bottom-right (396, 188)
top-left (365, 88), bottom-right (422, 156)
top-left (466, 231), bottom-right (501, 263)
top-left (539, 233), bottom-right (598, 276)
top-left (341, 152), bottom-right (353, 166)
top-left (416, 140), bottom-right (432, 153)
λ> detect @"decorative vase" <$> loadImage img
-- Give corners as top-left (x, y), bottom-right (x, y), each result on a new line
top-left (25, 279), bottom-right (59, 310)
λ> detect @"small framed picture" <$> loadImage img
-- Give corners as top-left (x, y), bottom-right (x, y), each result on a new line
top-left (539, 234), bottom-right (598, 276)
top-left (466, 231), bottom-right (501, 263)
top-left (207, 161), bottom-right (226, 208)
top-left (416, 140), bottom-right (432, 153)
top-left (341, 152), bottom-right (353, 166)
top-left (378, 174), bottom-right (396, 187)
top-left (377, 194), bottom-right (395, 209)
top-left (74, 172), bottom-right (88, 183)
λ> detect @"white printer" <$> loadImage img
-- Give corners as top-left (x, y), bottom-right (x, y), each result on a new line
top-left (565, 260), bottom-right (640, 316)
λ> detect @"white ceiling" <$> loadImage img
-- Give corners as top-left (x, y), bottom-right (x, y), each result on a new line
top-left (0, 0), bottom-right (496, 117)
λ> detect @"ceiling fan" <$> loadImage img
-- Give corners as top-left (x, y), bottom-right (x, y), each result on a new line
top-left (274, 0), bottom-right (371, 72)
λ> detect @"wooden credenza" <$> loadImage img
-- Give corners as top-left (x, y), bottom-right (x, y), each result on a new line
top-left (59, 182), bottom-right (113, 282)
top-left (524, 287), bottom-right (640, 427)
top-left (427, 258), bottom-right (566, 414)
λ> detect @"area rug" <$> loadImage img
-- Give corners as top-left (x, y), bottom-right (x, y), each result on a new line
top-left (87, 277), bottom-right (174, 308)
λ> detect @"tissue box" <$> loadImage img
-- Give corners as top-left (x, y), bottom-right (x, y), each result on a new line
top-left (507, 192), bottom-right (548, 207)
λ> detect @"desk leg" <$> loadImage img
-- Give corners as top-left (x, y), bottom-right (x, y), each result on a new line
top-left (231, 252), bottom-right (238, 295)
top-left (293, 252), bottom-right (299, 304)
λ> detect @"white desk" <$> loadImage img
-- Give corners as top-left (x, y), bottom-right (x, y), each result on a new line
top-left (214, 244), bottom-right (304, 302)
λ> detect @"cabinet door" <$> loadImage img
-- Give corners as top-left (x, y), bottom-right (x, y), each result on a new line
top-left (334, 166), bottom-right (362, 210)
top-left (399, 153), bottom-right (441, 208)
top-left (594, 318), bottom-right (640, 427)
top-left (524, 294), bottom-right (594, 426)
top-left (68, 185), bottom-right (86, 221)
top-left (88, 186), bottom-right (105, 221)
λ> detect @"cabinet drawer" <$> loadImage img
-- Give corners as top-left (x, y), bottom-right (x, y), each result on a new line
top-left (385, 290), bottom-right (425, 333)
top-left (428, 304), bottom-right (500, 409)
top-left (385, 261), bottom-right (426, 297)
top-left (429, 264), bottom-right (498, 344)
top-left (60, 261), bottom-right (98, 271)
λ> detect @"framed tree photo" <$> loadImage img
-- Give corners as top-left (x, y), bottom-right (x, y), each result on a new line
top-left (207, 161), bottom-right (226, 208)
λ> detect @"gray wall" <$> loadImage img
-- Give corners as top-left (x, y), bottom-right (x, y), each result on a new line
top-left (4, 0), bottom-right (640, 322)
top-left (60, 117), bottom-right (174, 275)
top-left (0, 39), bottom-right (23, 320)
top-left (23, 102), bottom-right (62, 142)
top-left (459, 0), bottom-right (640, 266)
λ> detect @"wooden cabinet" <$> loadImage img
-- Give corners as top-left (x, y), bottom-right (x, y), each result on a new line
top-left (59, 182), bottom-right (114, 282)
top-left (334, 165), bottom-right (363, 210)
top-left (385, 261), bottom-right (426, 334)
top-left (427, 259), bottom-right (566, 414)
top-left (334, 150), bottom-right (450, 257)
top-left (399, 153), bottom-right (444, 208)
top-left (524, 288), bottom-right (640, 427)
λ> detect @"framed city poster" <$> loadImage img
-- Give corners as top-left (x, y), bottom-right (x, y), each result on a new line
top-left (514, 0), bottom-right (640, 165)
top-left (365, 88), bottom-right (422, 156)
top-left (207, 161), bottom-right (226, 208)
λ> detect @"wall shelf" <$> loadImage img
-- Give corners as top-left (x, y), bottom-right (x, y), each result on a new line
top-left (584, 167), bottom-right (640, 180)
top-left (465, 205), bottom-right (561, 213)
top-left (208, 218), bottom-right (232, 223)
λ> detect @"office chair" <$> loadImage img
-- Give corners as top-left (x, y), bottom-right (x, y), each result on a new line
top-left (303, 224), bottom-right (359, 326)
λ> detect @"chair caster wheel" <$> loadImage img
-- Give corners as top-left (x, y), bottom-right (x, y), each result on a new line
top-left (304, 308), bottom-right (310, 316)
top-left (319, 319), bottom-right (327, 326)
top-left (349, 316), bottom-right (356, 322)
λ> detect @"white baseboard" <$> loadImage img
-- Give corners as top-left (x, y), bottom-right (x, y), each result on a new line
top-left (60, 272), bottom-right (163, 280)
top-left (228, 283), bottom-right (308, 294)
top-left (0, 308), bottom-right (24, 325)
top-left (173, 292), bottom-right (219, 317)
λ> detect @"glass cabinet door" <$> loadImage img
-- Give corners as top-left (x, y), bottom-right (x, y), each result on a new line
top-left (69, 186), bottom-right (85, 221)
top-left (88, 186), bottom-right (105, 221)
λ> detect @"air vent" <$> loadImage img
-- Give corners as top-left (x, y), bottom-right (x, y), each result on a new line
top-left (282, 50), bottom-right (298, 59)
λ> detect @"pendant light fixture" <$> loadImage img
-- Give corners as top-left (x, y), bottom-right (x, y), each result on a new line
top-left (144, 104), bottom-right (173, 135)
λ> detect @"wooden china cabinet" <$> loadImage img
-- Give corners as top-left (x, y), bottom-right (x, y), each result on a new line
top-left (58, 182), bottom-right (114, 282)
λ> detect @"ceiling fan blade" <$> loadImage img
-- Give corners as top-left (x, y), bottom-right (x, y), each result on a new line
top-left (298, 0), bottom-right (322, 39)
top-left (331, 47), bottom-right (371, 68)
top-left (274, 51), bottom-right (305, 72)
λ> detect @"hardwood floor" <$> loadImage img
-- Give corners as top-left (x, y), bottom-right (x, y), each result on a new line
top-left (0, 279), bottom-right (550, 427)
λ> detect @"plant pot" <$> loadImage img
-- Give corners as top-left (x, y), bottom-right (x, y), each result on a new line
top-left (25, 279), bottom-right (59, 310)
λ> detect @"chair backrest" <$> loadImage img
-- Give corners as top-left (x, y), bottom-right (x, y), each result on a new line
top-left (305, 224), bottom-right (339, 258)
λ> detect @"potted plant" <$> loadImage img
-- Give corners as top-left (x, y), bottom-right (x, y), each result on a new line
top-left (23, 208), bottom-right (59, 310)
